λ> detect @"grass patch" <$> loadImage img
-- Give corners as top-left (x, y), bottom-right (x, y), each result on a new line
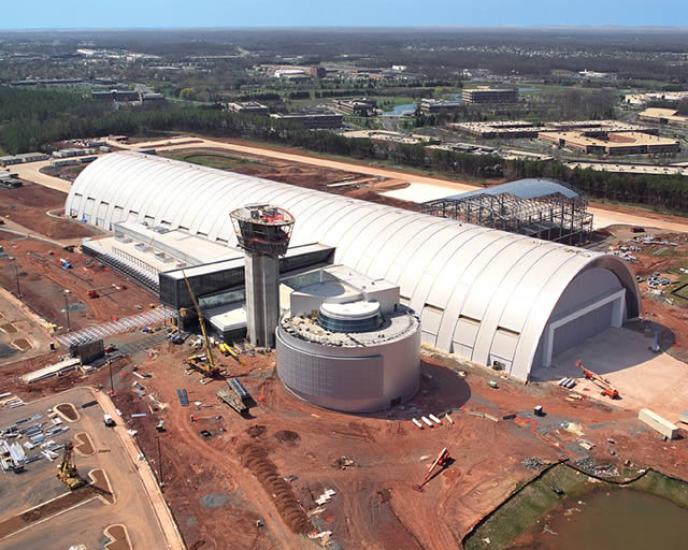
top-left (632, 470), bottom-right (688, 508)
top-left (163, 152), bottom-right (261, 172)
top-left (465, 465), bottom-right (588, 550)
top-left (465, 465), bottom-right (688, 550)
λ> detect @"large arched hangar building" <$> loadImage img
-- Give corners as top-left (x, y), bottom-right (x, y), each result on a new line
top-left (65, 152), bottom-right (640, 382)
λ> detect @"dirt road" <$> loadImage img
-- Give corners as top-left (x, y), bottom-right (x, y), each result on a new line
top-left (11, 160), bottom-right (72, 193)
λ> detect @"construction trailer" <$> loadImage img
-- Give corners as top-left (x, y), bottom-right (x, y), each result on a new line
top-left (422, 179), bottom-right (593, 245)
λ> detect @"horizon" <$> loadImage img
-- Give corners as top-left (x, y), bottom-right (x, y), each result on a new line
top-left (2, 0), bottom-right (688, 31)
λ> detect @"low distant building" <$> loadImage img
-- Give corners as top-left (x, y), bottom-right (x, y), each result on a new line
top-left (11, 78), bottom-right (84, 87)
top-left (226, 101), bottom-right (270, 116)
top-left (420, 99), bottom-right (462, 115)
top-left (309, 65), bottom-right (327, 79)
top-left (578, 70), bottom-right (617, 81)
top-left (462, 86), bottom-right (519, 104)
top-left (625, 92), bottom-right (688, 107)
top-left (142, 92), bottom-right (166, 103)
top-left (0, 172), bottom-right (22, 189)
top-left (53, 148), bottom-right (97, 159)
top-left (340, 130), bottom-right (437, 145)
top-left (0, 152), bottom-right (49, 166)
top-left (539, 130), bottom-right (680, 156)
top-left (452, 119), bottom-right (658, 140)
top-left (273, 68), bottom-right (309, 80)
top-left (334, 98), bottom-right (377, 116)
top-left (270, 112), bottom-right (343, 129)
top-left (638, 108), bottom-right (688, 128)
top-left (451, 121), bottom-right (545, 139)
top-left (91, 89), bottom-right (141, 102)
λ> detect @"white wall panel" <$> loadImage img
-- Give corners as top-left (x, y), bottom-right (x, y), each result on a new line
top-left (66, 152), bottom-right (641, 381)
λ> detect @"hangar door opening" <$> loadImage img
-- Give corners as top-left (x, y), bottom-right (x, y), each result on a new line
top-left (538, 267), bottom-right (627, 369)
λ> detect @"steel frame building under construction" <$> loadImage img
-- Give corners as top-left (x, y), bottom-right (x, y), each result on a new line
top-left (422, 179), bottom-right (593, 245)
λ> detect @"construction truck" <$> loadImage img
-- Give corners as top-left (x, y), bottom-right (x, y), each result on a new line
top-left (181, 271), bottom-right (224, 378)
top-left (575, 360), bottom-right (620, 399)
top-left (57, 442), bottom-right (86, 490)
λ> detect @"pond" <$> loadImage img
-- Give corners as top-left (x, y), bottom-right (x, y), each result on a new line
top-left (511, 487), bottom-right (688, 550)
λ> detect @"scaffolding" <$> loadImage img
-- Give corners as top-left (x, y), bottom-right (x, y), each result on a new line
top-left (423, 190), bottom-right (593, 245)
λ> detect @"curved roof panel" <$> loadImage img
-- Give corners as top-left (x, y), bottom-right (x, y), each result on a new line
top-left (66, 152), bottom-right (639, 380)
top-left (443, 178), bottom-right (581, 202)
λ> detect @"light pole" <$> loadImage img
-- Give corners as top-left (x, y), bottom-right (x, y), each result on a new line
top-left (5, 256), bottom-right (21, 298)
top-left (12, 259), bottom-right (20, 298)
top-left (63, 289), bottom-right (71, 332)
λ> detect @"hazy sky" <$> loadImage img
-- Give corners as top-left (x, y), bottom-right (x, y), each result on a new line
top-left (2, 0), bottom-right (687, 29)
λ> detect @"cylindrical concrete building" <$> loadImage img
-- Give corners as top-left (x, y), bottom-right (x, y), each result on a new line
top-left (277, 299), bottom-right (421, 413)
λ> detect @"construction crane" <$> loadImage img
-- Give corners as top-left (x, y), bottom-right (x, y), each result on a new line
top-left (575, 360), bottom-right (620, 399)
top-left (182, 271), bottom-right (222, 378)
top-left (56, 442), bottom-right (86, 490)
top-left (414, 447), bottom-right (450, 492)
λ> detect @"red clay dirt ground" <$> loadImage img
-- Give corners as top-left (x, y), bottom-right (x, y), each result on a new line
top-left (161, 148), bottom-right (420, 212)
top-left (0, 182), bottom-right (99, 240)
top-left (12, 341), bottom-right (678, 550)
top-left (601, 228), bottom-right (688, 360)
top-left (0, 233), bottom-right (156, 332)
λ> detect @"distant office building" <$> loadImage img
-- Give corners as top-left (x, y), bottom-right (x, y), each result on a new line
top-left (11, 78), bottom-right (84, 87)
top-left (309, 65), bottom-right (327, 79)
top-left (270, 112), bottom-right (344, 129)
top-left (142, 92), bottom-right (166, 103)
top-left (539, 131), bottom-right (680, 156)
top-left (639, 108), bottom-right (688, 128)
top-left (462, 87), bottom-right (519, 104)
top-left (226, 101), bottom-right (270, 116)
top-left (452, 120), bottom-right (546, 139)
top-left (420, 99), bottom-right (462, 115)
top-left (91, 89), bottom-right (141, 102)
top-left (334, 98), bottom-right (377, 116)
top-left (340, 130), bottom-right (437, 146)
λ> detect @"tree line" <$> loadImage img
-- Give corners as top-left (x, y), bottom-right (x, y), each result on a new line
top-left (1, 86), bottom-right (687, 214)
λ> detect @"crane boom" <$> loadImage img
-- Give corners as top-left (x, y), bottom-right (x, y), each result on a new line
top-left (182, 271), bottom-right (217, 373)
top-left (57, 442), bottom-right (86, 490)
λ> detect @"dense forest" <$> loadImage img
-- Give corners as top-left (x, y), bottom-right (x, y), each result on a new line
top-left (1, 86), bottom-right (687, 213)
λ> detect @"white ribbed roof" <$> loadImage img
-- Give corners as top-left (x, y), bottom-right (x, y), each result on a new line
top-left (66, 152), bottom-right (639, 380)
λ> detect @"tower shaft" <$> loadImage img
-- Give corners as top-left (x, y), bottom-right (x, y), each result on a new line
top-left (244, 253), bottom-right (280, 347)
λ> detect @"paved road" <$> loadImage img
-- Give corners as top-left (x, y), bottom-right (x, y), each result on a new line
top-left (13, 136), bottom-right (688, 234)
top-left (11, 160), bottom-right (72, 193)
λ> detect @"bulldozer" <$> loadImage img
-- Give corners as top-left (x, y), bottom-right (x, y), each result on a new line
top-left (56, 442), bottom-right (86, 490)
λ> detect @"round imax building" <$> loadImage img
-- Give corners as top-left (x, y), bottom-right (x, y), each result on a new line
top-left (276, 265), bottom-right (421, 412)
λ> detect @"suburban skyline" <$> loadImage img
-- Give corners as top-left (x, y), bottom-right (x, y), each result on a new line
top-left (2, 0), bottom-right (688, 30)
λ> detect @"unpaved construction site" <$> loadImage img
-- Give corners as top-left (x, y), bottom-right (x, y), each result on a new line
top-left (4, 341), bottom-right (684, 549)
top-left (0, 232), bottom-right (158, 334)
top-left (0, 136), bottom-right (687, 549)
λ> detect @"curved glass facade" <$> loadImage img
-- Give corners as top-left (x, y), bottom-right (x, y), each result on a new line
top-left (318, 312), bottom-right (382, 333)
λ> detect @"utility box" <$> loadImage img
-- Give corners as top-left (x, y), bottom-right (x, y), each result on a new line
top-left (638, 408), bottom-right (678, 440)
top-left (70, 339), bottom-right (105, 364)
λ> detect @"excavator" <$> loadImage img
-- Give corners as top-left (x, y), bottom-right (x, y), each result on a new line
top-left (56, 442), bottom-right (86, 490)
top-left (181, 271), bottom-right (224, 379)
top-left (575, 360), bottom-right (620, 399)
